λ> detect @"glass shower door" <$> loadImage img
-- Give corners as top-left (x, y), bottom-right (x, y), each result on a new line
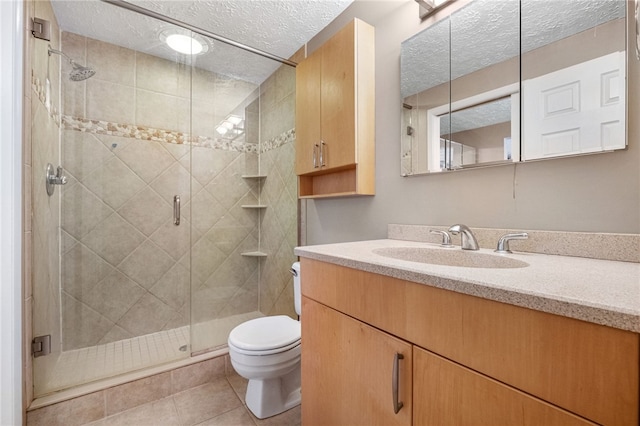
top-left (31, 13), bottom-right (193, 397)
top-left (30, 0), bottom-right (298, 397)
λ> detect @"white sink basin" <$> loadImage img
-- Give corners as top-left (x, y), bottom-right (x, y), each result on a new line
top-left (373, 247), bottom-right (529, 269)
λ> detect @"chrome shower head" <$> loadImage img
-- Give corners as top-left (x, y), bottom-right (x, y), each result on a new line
top-left (69, 61), bottom-right (96, 81)
top-left (48, 45), bottom-right (96, 82)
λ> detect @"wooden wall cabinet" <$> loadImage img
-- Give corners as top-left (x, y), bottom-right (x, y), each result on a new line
top-left (295, 18), bottom-right (375, 198)
top-left (300, 258), bottom-right (639, 426)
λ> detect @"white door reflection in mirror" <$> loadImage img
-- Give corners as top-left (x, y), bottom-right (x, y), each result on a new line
top-left (523, 51), bottom-right (626, 160)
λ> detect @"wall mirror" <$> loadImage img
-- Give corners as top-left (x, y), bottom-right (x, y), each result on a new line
top-left (400, 0), bottom-right (628, 176)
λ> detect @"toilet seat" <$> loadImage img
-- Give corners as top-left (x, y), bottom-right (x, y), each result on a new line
top-left (228, 315), bottom-right (300, 355)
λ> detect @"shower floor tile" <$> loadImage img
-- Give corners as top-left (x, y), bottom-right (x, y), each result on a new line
top-left (43, 326), bottom-right (190, 394)
top-left (37, 312), bottom-right (263, 397)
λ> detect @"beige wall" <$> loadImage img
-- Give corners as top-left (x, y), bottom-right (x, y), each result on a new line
top-left (302, 0), bottom-right (640, 245)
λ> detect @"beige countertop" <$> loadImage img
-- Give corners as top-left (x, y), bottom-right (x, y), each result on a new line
top-left (294, 239), bottom-right (640, 333)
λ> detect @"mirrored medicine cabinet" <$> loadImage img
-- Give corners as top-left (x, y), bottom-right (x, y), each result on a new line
top-left (400, 0), bottom-right (628, 176)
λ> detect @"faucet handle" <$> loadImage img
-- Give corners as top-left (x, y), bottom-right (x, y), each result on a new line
top-left (495, 233), bottom-right (528, 254)
top-left (430, 229), bottom-right (454, 248)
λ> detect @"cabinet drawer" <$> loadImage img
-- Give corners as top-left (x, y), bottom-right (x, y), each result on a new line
top-left (414, 347), bottom-right (596, 425)
top-left (300, 258), bottom-right (639, 425)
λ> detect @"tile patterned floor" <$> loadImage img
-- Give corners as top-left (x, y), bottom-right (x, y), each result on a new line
top-left (82, 371), bottom-right (301, 426)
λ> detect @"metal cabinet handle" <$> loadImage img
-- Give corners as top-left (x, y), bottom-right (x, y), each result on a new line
top-left (319, 141), bottom-right (324, 166)
top-left (313, 143), bottom-right (319, 168)
top-left (392, 353), bottom-right (404, 414)
top-left (173, 195), bottom-right (180, 226)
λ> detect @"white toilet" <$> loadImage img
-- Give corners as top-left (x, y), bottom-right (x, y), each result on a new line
top-left (227, 262), bottom-right (302, 419)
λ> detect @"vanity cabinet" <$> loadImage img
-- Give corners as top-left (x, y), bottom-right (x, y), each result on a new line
top-left (300, 258), bottom-right (639, 426)
top-left (414, 347), bottom-right (594, 425)
top-left (302, 298), bottom-right (412, 426)
top-left (295, 18), bottom-right (375, 198)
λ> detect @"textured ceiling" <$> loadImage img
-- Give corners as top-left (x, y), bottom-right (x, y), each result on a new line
top-left (51, 0), bottom-right (353, 84)
top-left (401, 0), bottom-right (626, 98)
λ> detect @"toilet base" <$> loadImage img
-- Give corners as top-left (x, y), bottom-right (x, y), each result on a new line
top-left (245, 366), bottom-right (301, 419)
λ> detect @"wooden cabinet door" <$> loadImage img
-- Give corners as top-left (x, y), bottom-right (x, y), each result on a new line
top-left (301, 297), bottom-right (412, 426)
top-left (320, 20), bottom-right (357, 170)
top-left (413, 346), bottom-right (596, 426)
top-left (295, 48), bottom-right (321, 175)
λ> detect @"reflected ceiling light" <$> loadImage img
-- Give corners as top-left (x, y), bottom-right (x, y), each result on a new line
top-left (159, 29), bottom-right (209, 55)
top-left (227, 115), bottom-right (243, 126)
top-left (215, 115), bottom-right (245, 139)
top-left (415, 0), bottom-right (455, 20)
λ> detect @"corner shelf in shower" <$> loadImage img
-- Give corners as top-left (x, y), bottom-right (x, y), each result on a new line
top-left (240, 176), bottom-right (267, 257)
top-left (241, 251), bottom-right (268, 258)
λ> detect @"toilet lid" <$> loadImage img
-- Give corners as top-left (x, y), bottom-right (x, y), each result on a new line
top-left (229, 315), bottom-right (301, 352)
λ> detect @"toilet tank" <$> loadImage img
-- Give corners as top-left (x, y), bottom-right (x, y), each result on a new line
top-left (292, 262), bottom-right (301, 316)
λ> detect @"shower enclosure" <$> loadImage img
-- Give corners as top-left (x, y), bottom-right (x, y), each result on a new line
top-left (28, 0), bottom-right (297, 398)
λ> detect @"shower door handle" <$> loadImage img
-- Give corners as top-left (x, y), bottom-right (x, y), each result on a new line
top-left (173, 195), bottom-right (180, 226)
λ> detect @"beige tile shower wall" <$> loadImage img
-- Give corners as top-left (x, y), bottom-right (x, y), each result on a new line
top-left (188, 147), bottom-right (261, 326)
top-left (258, 64), bottom-right (298, 318)
top-left (28, 0), bottom-right (63, 404)
top-left (60, 132), bottom-right (192, 349)
top-left (59, 32), bottom-right (263, 350)
top-left (259, 141), bottom-right (297, 318)
top-left (61, 32), bottom-right (257, 135)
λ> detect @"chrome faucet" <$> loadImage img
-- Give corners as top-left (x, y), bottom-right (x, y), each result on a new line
top-left (448, 224), bottom-right (479, 250)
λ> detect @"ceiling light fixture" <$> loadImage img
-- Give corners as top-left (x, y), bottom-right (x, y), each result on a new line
top-left (415, 0), bottom-right (455, 20)
top-left (159, 29), bottom-right (209, 55)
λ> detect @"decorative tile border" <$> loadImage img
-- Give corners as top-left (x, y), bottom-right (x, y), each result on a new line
top-left (261, 128), bottom-right (295, 153)
top-left (32, 72), bottom-right (294, 154)
top-left (62, 115), bottom-right (258, 153)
